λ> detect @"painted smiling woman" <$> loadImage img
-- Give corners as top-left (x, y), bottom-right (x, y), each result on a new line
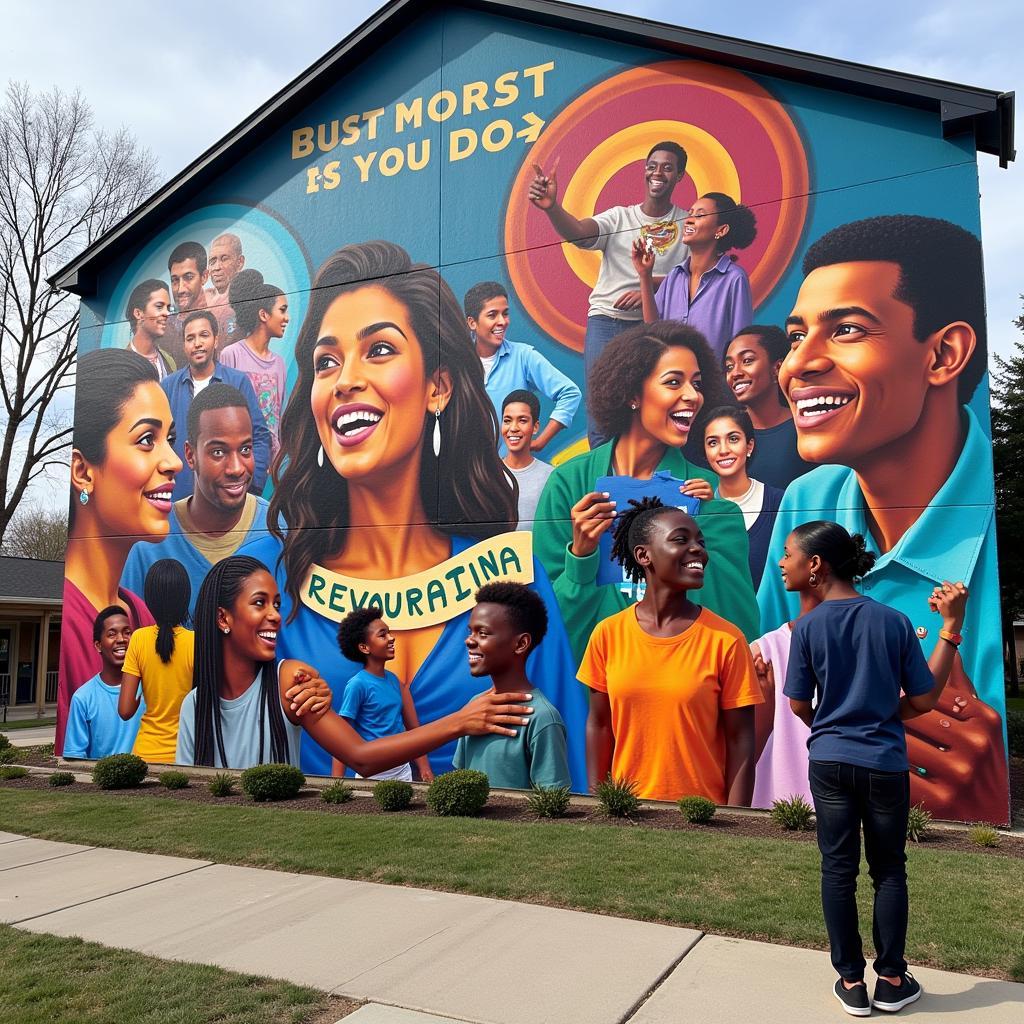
top-left (242, 241), bottom-right (588, 784)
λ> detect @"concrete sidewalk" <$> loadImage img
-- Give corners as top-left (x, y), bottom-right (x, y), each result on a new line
top-left (1, 831), bottom-right (1021, 1024)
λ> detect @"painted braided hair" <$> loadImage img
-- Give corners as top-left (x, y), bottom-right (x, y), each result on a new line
top-left (191, 556), bottom-right (291, 767)
top-left (609, 496), bottom-right (689, 585)
top-left (143, 559), bottom-right (191, 664)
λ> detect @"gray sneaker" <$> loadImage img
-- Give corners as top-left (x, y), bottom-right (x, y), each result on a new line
top-left (834, 978), bottom-right (871, 1017)
top-left (873, 972), bottom-right (922, 1012)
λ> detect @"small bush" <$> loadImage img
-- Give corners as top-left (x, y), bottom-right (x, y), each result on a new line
top-left (595, 775), bottom-right (641, 818)
top-left (374, 779), bottom-right (414, 811)
top-left (0, 765), bottom-right (28, 780)
top-left (48, 771), bottom-right (75, 787)
top-left (906, 802), bottom-right (932, 843)
top-left (1007, 709), bottom-right (1024, 757)
top-left (679, 795), bottom-right (716, 824)
top-left (320, 780), bottom-right (353, 804)
top-left (159, 771), bottom-right (190, 790)
top-left (32, 742), bottom-right (55, 758)
top-left (208, 772), bottom-right (237, 797)
top-left (771, 794), bottom-right (815, 831)
top-left (241, 763), bottom-right (306, 802)
top-left (0, 747), bottom-right (17, 765)
top-left (968, 825), bottom-right (1001, 848)
top-left (0, 732), bottom-right (10, 750)
top-left (526, 784), bottom-right (571, 818)
top-left (426, 769), bottom-right (490, 817)
top-left (92, 753), bottom-right (148, 790)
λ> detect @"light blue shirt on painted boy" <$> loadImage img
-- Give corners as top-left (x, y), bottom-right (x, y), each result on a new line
top-left (63, 675), bottom-right (144, 759)
top-left (481, 338), bottom-right (581, 429)
top-left (756, 407), bottom-right (1003, 721)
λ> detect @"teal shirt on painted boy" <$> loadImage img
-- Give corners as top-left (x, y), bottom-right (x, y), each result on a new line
top-left (481, 337), bottom-right (582, 429)
top-left (756, 407), bottom-right (1002, 720)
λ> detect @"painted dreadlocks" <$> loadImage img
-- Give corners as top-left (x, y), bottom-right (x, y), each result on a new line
top-left (608, 496), bottom-right (683, 584)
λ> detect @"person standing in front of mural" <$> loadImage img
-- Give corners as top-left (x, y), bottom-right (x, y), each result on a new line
top-left (533, 322), bottom-right (759, 666)
top-left (121, 384), bottom-right (271, 617)
top-left (159, 309), bottom-right (271, 498)
top-left (724, 325), bottom-right (812, 489)
top-left (118, 559), bottom-right (194, 764)
top-left (632, 193), bottom-right (756, 360)
top-left (455, 583), bottom-right (572, 791)
top-left (528, 143), bottom-right (691, 446)
top-left (241, 241), bottom-right (588, 785)
top-left (164, 240), bottom-right (211, 366)
top-left (64, 607), bottom-right (143, 760)
top-left (125, 279), bottom-right (176, 381)
top-left (782, 521), bottom-right (967, 1016)
top-left (501, 390), bottom-right (554, 529)
top-left (702, 406), bottom-right (783, 591)
top-left (464, 281), bottom-right (581, 451)
top-left (205, 232), bottom-right (245, 342)
top-left (331, 606), bottom-right (433, 783)
top-left (759, 214), bottom-right (1009, 824)
top-left (59, 349), bottom-right (181, 755)
top-left (219, 269), bottom-right (289, 456)
top-left (579, 499), bottom-right (762, 804)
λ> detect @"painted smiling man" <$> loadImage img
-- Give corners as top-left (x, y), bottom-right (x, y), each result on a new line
top-left (755, 214), bottom-right (1009, 823)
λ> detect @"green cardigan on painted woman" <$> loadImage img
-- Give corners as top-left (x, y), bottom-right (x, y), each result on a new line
top-left (533, 440), bottom-right (761, 665)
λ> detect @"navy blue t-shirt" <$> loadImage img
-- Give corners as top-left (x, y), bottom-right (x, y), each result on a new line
top-left (783, 596), bottom-right (934, 771)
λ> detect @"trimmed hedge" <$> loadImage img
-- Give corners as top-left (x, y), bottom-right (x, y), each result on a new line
top-left (373, 779), bottom-right (414, 811)
top-left (678, 795), bottom-right (716, 824)
top-left (48, 771), bottom-right (75, 787)
top-left (241, 763), bottom-right (306, 802)
top-left (426, 769), bottom-right (490, 817)
top-left (159, 771), bottom-right (190, 790)
top-left (92, 754), bottom-right (148, 790)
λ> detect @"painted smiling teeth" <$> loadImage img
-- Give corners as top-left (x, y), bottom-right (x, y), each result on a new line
top-left (795, 394), bottom-right (853, 417)
top-left (334, 410), bottom-right (382, 434)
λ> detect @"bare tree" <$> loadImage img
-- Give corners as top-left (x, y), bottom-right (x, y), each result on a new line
top-left (0, 502), bottom-right (67, 560)
top-left (0, 82), bottom-right (158, 547)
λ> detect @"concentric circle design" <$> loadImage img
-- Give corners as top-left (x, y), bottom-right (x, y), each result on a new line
top-left (505, 61), bottom-right (810, 353)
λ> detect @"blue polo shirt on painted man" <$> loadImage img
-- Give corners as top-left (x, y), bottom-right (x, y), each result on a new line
top-left (480, 337), bottom-right (581, 431)
top-left (63, 674), bottom-right (144, 759)
top-left (160, 361), bottom-right (272, 499)
top-left (757, 406), bottom-right (1002, 721)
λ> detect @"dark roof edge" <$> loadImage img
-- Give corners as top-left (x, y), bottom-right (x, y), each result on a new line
top-left (51, 0), bottom-right (1014, 296)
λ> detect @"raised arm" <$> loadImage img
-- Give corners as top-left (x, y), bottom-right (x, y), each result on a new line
top-left (901, 581), bottom-right (968, 719)
top-left (528, 162), bottom-right (599, 245)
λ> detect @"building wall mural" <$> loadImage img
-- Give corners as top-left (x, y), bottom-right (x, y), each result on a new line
top-left (59, 7), bottom-right (1009, 822)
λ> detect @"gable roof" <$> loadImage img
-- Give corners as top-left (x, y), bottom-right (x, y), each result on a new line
top-left (51, 0), bottom-right (1014, 296)
top-left (0, 557), bottom-right (64, 604)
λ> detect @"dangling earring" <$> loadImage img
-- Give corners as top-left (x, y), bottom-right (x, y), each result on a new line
top-left (221, 627), bottom-right (230, 635)
top-left (316, 445), bottom-right (324, 468)
top-left (79, 490), bottom-right (90, 506)
top-left (809, 572), bottom-right (818, 587)
top-left (432, 408), bottom-right (442, 457)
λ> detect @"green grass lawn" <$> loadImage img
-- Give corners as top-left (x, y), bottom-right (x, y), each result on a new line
top-left (1, 788), bottom-right (1022, 980)
top-left (0, 925), bottom-right (353, 1024)
top-left (0, 716), bottom-right (56, 731)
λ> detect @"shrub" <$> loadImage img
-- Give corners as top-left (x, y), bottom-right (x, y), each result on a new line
top-left (320, 780), bottom-right (353, 804)
top-left (1007, 709), bottom-right (1024, 757)
top-left (771, 794), bottom-right (815, 831)
top-left (679, 795), bottom-right (716, 824)
top-left (241, 763), bottom-right (306, 802)
top-left (159, 771), bottom-right (190, 790)
top-left (374, 779), bottom-right (414, 811)
top-left (33, 742), bottom-right (55, 758)
top-left (208, 772), bottom-right (237, 797)
top-left (526, 784), bottom-right (571, 818)
top-left (92, 753), bottom-right (148, 790)
top-left (906, 802), bottom-right (932, 843)
top-left (0, 732), bottom-right (10, 750)
top-left (426, 769), bottom-right (490, 817)
top-left (595, 775), bottom-right (641, 818)
top-left (0, 746), bottom-right (17, 765)
top-left (0, 765), bottom-right (28, 780)
top-left (48, 771), bottom-right (75, 787)
top-left (968, 825), bottom-right (1001, 848)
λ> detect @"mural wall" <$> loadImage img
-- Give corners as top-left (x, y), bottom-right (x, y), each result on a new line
top-left (59, 7), bottom-right (1010, 822)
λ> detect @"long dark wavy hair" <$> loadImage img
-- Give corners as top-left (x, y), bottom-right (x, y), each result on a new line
top-left (190, 556), bottom-right (291, 767)
top-left (269, 240), bottom-right (517, 618)
top-left (143, 559), bottom-right (191, 663)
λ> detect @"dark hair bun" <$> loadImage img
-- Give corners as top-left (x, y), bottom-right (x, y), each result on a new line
top-left (849, 533), bottom-right (877, 580)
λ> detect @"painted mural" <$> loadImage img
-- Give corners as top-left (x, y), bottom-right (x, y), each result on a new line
top-left (58, 8), bottom-right (1009, 823)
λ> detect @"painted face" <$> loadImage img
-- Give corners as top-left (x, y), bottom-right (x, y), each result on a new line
top-left (261, 296), bottom-right (289, 339)
top-left (359, 618), bottom-right (396, 664)
top-left (219, 569), bottom-right (281, 663)
top-left (635, 346), bottom-right (704, 448)
top-left (643, 149), bottom-right (684, 202)
top-left (85, 381), bottom-right (182, 540)
top-left (501, 401), bottom-right (537, 455)
top-left (703, 416), bottom-right (753, 481)
top-left (311, 285), bottom-right (439, 485)
top-left (682, 197), bottom-right (721, 248)
top-left (134, 288), bottom-right (171, 339)
top-left (207, 239), bottom-right (243, 293)
top-left (637, 509), bottom-right (708, 589)
top-left (94, 612), bottom-right (132, 670)
top-left (782, 261), bottom-right (936, 467)
top-left (779, 531), bottom-right (815, 592)
top-left (188, 406), bottom-right (254, 513)
top-left (169, 258), bottom-right (207, 312)
top-left (725, 334), bottom-right (780, 405)
top-left (183, 317), bottom-right (216, 372)
top-left (468, 295), bottom-right (509, 357)
top-left (465, 602), bottom-right (526, 678)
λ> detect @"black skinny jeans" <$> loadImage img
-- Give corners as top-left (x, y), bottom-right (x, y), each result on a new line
top-left (808, 760), bottom-right (910, 981)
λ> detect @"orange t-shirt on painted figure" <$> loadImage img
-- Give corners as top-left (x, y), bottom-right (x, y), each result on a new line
top-left (578, 605), bottom-right (762, 803)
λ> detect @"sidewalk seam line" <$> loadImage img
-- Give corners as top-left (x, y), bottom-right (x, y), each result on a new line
top-left (331, 922), bottom-right (456, 990)
top-left (618, 931), bottom-right (707, 1023)
top-left (0, 846), bottom-right (93, 873)
top-left (9, 860), bottom-right (215, 926)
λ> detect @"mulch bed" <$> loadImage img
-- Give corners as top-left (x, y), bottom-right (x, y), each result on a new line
top-left (5, 767), bottom-right (1023, 860)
